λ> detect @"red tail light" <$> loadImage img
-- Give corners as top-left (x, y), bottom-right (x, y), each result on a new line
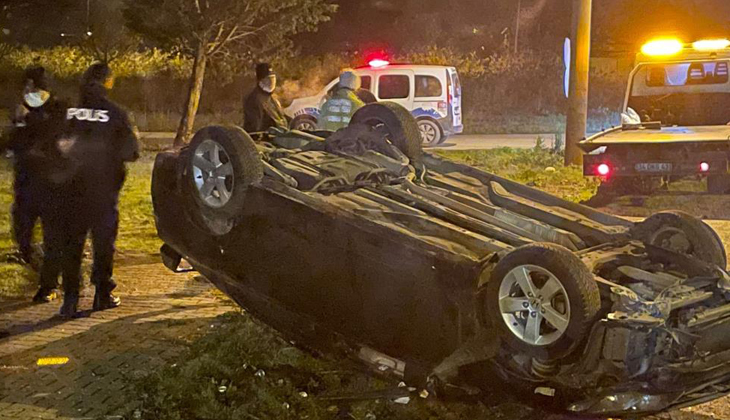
top-left (597, 163), bottom-right (611, 176)
top-left (700, 162), bottom-right (710, 172)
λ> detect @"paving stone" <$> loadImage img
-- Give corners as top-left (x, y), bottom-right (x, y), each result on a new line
top-left (0, 262), bottom-right (232, 419)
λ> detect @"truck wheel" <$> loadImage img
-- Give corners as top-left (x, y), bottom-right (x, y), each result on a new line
top-left (484, 243), bottom-right (601, 361)
top-left (416, 118), bottom-right (443, 147)
top-left (351, 102), bottom-right (422, 161)
top-left (291, 115), bottom-right (318, 132)
top-left (707, 175), bottom-right (730, 194)
top-left (186, 126), bottom-right (263, 236)
top-left (632, 211), bottom-right (727, 268)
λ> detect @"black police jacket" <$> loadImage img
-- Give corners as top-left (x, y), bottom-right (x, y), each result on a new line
top-left (243, 86), bottom-right (288, 134)
top-left (67, 83), bottom-right (140, 193)
top-left (7, 98), bottom-right (72, 180)
top-left (7, 100), bottom-right (53, 170)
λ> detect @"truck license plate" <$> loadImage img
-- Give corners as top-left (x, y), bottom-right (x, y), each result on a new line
top-left (635, 163), bottom-right (672, 172)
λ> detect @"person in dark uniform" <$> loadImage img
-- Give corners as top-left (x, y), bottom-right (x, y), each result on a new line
top-left (56, 62), bottom-right (139, 317)
top-left (243, 63), bottom-right (288, 136)
top-left (33, 98), bottom-right (80, 306)
top-left (7, 67), bottom-right (75, 303)
top-left (8, 67), bottom-right (53, 270)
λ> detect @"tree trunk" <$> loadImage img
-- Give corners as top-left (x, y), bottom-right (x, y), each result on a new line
top-left (174, 43), bottom-right (207, 147)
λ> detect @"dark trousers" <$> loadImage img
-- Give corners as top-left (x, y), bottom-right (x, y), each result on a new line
top-left (38, 188), bottom-right (82, 293)
top-left (89, 195), bottom-right (120, 289)
top-left (39, 208), bottom-right (82, 293)
top-left (12, 171), bottom-right (43, 260)
top-left (51, 193), bottom-right (119, 296)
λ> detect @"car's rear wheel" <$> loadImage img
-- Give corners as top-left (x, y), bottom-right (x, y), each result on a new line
top-left (186, 126), bottom-right (263, 236)
top-left (417, 118), bottom-right (443, 147)
top-left (350, 102), bottom-right (422, 161)
top-left (632, 211), bottom-right (727, 268)
top-left (484, 243), bottom-right (601, 361)
top-left (291, 115), bottom-right (318, 132)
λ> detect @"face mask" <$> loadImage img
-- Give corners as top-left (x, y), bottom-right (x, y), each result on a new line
top-left (259, 76), bottom-right (276, 93)
top-left (24, 90), bottom-right (50, 108)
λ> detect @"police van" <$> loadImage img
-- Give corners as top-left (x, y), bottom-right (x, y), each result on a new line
top-left (284, 61), bottom-right (464, 146)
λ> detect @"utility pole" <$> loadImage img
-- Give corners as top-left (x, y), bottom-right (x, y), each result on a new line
top-left (86, 0), bottom-right (91, 35)
top-left (564, 0), bottom-right (592, 166)
top-left (514, 0), bottom-right (521, 54)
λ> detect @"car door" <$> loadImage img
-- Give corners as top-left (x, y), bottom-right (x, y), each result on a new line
top-left (376, 70), bottom-right (415, 110)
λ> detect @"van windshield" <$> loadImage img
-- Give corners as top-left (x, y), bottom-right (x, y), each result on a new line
top-left (627, 60), bottom-right (730, 126)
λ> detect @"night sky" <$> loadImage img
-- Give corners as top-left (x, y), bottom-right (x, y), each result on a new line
top-left (2, 0), bottom-right (730, 56)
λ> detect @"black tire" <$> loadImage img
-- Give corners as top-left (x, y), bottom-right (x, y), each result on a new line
top-left (290, 115), bottom-right (318, 132)
top-left (350, 102), bottom-right (422, 160)
top-left (708, 175), bottom-right (730, 194)
top-left (484, 243), bottom-right (601, 361)
top-left (632, 211), bottom-right (727, 268)
top-left (186, 126), bottom-right (263, 236)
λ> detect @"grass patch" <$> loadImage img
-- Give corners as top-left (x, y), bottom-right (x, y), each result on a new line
top-left (435, 145), bottom-right (600, 203)
top-left (134, 312), bottom-right (533, 420)
top-left (0, 155), bottom-right (161, 298)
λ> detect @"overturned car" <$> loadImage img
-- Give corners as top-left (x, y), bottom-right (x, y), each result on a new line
top-left (152, 102), bottom-right (730, 417)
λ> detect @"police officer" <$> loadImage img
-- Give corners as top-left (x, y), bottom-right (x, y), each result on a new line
top-left (57, 62), bottom-right (139, 317)
top-left (243, 63), bottom-right (288, 136)
top-left (318, 70), bottom-right (365, 131)
top-left (8, 67), bottom-right (52, 270)
top-left (7, 67), bottom-right (72, 303)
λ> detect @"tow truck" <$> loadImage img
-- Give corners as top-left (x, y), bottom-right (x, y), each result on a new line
top-left (582, 38), bottom-right (730, 197)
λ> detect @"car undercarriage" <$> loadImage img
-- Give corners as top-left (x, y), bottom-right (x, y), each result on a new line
top-left (152, 102), bottom-right (730, 417)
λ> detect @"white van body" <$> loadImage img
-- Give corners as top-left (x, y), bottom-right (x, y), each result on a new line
top-left (284, 64), bottom-right (464, 146)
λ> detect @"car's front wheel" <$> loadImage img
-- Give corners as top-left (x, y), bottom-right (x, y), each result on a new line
top-left (483, 243), bottom-right (601, 361)
top-left (185, 126), bottom-right (263, 236)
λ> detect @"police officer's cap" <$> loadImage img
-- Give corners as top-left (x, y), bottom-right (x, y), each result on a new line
top-left (255, 63), bottom-right (274, 81)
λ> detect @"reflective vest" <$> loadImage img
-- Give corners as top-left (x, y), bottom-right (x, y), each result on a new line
top-left (317, 88), bottom-right (365, 131)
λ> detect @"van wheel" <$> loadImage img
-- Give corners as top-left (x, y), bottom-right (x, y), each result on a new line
top-left (483, 243), bottom-right (600, 361)
top-left (186, 126), bottom-right (263, 236)
top-left (417, 118), bottom-right (443, 147)
top-left (291, 115), bottom-right (318, 132)
top-left (351, 102), bottom-right (422, 161)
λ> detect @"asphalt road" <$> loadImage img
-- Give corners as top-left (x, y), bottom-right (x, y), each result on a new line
top-left (140, 132), bottom-right (557, 151)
